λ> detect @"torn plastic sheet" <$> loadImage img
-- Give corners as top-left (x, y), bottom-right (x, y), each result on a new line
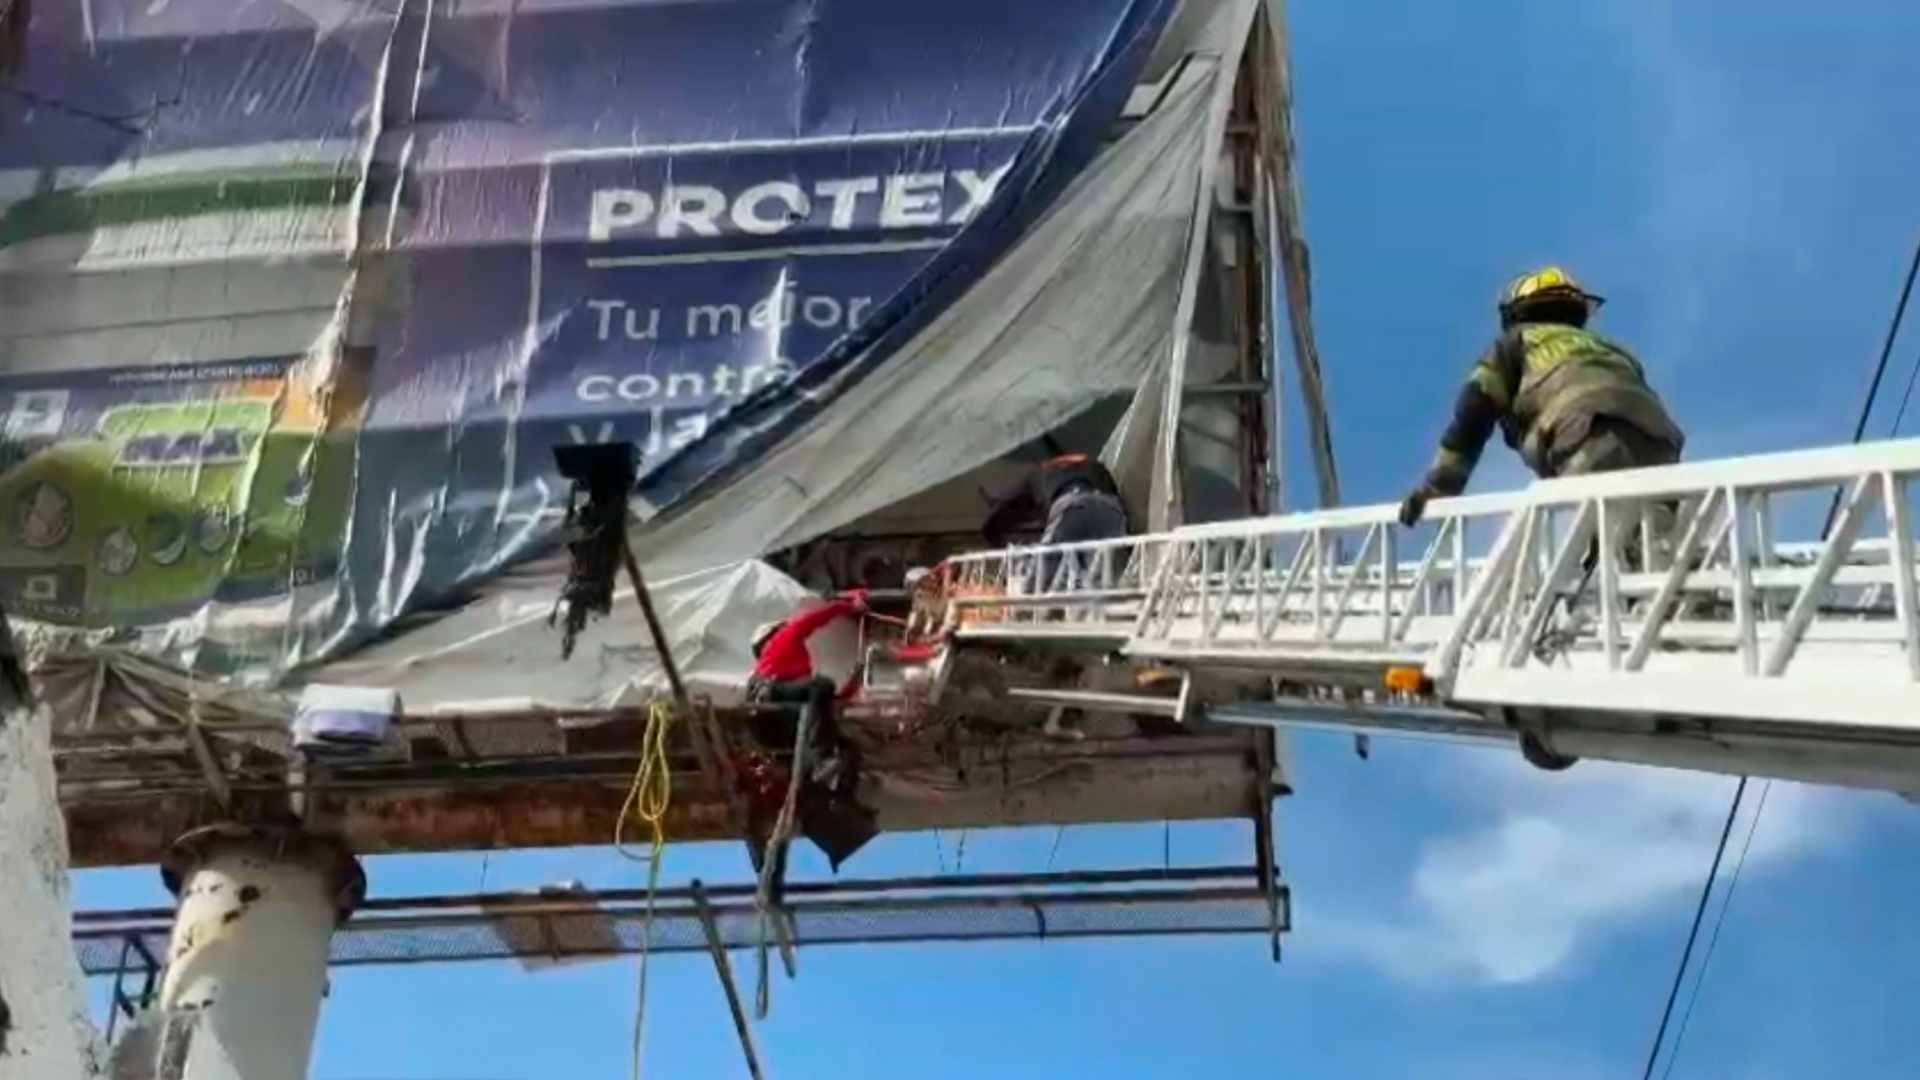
top-left (620, 53), bottom-right (1231, 578)
top-left (314, 558), bottom-right (817, 710)
top-left (1, 0), bottom-right (1180, 695)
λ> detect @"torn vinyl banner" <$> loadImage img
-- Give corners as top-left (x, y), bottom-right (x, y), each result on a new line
top-left (0, 0), bottom-right (1174, 681)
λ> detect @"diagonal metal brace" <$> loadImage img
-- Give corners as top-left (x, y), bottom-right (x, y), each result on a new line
top-left (691, 880), bottom-right (766, 1080)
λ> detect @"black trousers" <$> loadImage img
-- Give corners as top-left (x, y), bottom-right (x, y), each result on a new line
top-left (747, 675), bottom-right (838, 751)
top-left (745, 675), bottom-right (874, 869)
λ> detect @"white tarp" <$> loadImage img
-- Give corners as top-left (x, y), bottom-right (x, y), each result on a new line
top-left (630, 45), bottom-right (1234, 577)
top-left (314, 558), bottom-right (816, 709)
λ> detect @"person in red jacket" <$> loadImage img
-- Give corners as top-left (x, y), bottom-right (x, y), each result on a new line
top-left (745, 589), bottom-right (875, 869)
top-left (749, 589), bottom-right (868, 699)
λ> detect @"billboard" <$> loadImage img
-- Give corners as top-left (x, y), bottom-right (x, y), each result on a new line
top-left (0, 357), bottom-right (366, 627)
top-left (0, 0), bottom-right (1172, 676)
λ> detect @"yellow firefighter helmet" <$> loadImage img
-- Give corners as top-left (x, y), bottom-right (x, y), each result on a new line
top-left (1499, 265), bottom-right (1605, 321)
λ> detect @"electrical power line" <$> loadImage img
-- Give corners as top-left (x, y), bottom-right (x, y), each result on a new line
top-left (1648, 231), bottom-right (1918, 1080)
top-left (1847, 238), bottom-right (1920, 443)
top-left (1888, 343), bottom-right (1920, 436)
top-left (1659, 779), bottom-right (1773, 1080)
top-left (1824, 237), bottom-right (1920, 533)
top-left (1640, 776), bottom-right (1747, 1080)
top-left (1651, 235), bottom-right (1918, 1076)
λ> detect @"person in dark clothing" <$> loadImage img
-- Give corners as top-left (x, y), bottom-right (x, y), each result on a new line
top-left (981, 453), bottom-right (1129, 548)
top-left (1399, 266), bottom-right (1685, 528)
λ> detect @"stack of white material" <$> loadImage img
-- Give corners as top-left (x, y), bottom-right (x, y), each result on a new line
top-left (292, 684), bottom-right (401, 756)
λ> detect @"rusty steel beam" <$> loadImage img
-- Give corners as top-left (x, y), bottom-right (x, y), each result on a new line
top-left (63, 732), bottom-right (1263, 868)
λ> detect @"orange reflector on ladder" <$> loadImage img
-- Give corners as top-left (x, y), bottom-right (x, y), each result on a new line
top-left (1384, 666), bottom-right (1430, 695)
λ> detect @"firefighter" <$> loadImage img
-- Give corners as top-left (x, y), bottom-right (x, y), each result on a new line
top-left (1398, 266), bottom-right (1686, 527)
top-left (981, 452), bottom-right (1128, 549)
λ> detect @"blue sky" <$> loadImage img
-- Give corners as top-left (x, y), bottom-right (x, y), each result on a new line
top-left (72, 0), bottom-right (1920, 1076)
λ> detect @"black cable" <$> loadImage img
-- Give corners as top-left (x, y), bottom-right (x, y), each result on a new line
top-left (1640, 775), bottom-right (1747, 1080)
top-left (1824, 238), bottom-right (1920, 533)
top-left (1848, 239), bottom-right (1920, 443)
top-left (1660, 779), bottom-right (1772, 1080)
top-left (1658, 232), bottom-right (1920, 1080)
top-left (1887, 344), bottom-right (1920, 437)
top-left (1651, 231), bottom-right (1920, 1080)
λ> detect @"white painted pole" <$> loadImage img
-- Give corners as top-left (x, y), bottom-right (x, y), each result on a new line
top-left (159, 828), bottom-right (362, 1080)
top-left (0, 705), bottom-right (102, 1080)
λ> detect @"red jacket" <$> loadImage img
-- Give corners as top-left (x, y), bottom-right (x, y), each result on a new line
top-left (751, 597), bottom-right (864, 696)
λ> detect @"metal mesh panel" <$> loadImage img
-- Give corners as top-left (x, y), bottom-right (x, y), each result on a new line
top-left (74, 869), bottom-right (1287, 975)
top-left (323, 888), bottom-right (1278, 967)
top-left (74, 932), bottom-right (171, 977)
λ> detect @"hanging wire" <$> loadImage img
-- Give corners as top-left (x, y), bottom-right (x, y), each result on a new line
top-left (1658, 235), bottom-right (1920, 1080)
top-left (1660, 780), bottom-right (1773, 1080)
top-left (1847, 239), bottom-right (1920, 443)
top-left (1824, 237), bottom-right (1920, 533)
top-left (1045, 826), bottom-right (1067, 871)
top-left (1887, 343), bottom-right (1920, 437)
top-left (1640, 776), bottom-right (1747, 1080)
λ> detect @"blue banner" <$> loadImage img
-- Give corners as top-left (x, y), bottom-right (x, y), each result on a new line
top-left (0, 0), bottom-right (1172, 672)
top-left (528, 128), bottom-right (1035, 442)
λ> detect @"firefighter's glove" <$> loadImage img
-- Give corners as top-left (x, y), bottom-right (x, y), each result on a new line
top-left (1397, 487), bottom-right (1431, 528)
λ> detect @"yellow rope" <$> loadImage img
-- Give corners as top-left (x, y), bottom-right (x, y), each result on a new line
top-left (616, 700), bottom-right (675, 1080)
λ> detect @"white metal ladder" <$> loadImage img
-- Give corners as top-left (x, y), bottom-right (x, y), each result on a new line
top-left (938, 438), bottom-right (1920, 792)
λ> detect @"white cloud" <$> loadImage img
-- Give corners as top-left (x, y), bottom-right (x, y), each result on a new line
top-left (1306, 750), bottom-right (1858, 985)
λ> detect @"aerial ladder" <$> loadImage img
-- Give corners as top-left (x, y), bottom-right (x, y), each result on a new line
top-left (920, 437), bottom-right (1920, 793)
